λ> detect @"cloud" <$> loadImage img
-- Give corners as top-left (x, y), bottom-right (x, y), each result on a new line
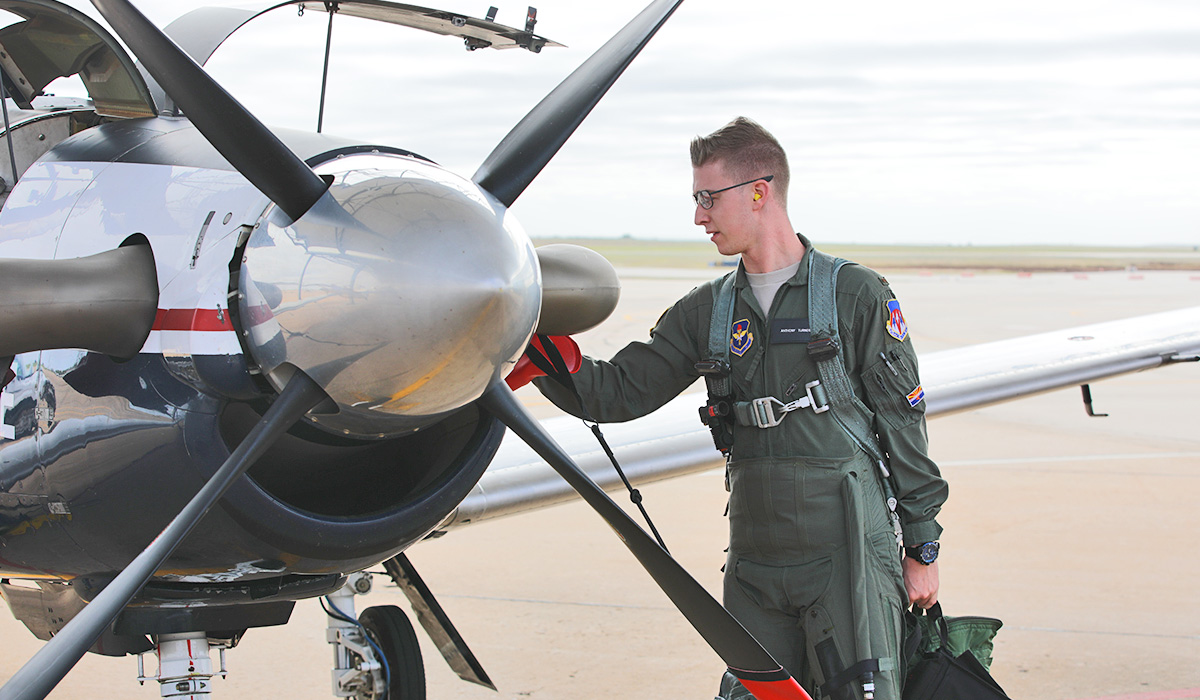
top-left (25, 0), bottom-right (1200, 246)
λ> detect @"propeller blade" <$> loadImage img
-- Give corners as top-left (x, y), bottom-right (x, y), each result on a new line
top-left (0, 373), bottom-right (328, 700)
top-left (478, 383), bottom-right (812, 700)
top-left (473, 0), bottom-right (685, 207)
top-left (88, 0), bottom-right (329, 222)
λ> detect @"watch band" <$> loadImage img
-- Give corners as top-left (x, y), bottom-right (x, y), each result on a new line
top-left (904, 541), bottom-right (939, 565)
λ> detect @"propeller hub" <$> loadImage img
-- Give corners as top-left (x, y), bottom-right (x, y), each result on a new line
top-left (238, 153), bottom-right (540, 437)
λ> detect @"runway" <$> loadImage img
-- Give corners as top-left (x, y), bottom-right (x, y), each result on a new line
top-left (2, 267), bottom-right (1198, 699)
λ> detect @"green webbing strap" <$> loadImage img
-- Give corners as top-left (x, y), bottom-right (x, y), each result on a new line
top-left (811, 247), bottom-right (900, 688)
top-left (700, 271), bottom-right (739, 467)
top-left (807, 250), bottom-right (902, 526)
top-left (708, 271), bottom-right (738, 361)
top-left (808, 251), bottom-right (884, 465)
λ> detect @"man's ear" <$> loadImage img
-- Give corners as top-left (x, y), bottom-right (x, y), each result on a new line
top-left (751, 180), bottom-right (770, 207)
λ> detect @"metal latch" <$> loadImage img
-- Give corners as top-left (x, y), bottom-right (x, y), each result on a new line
top-left (747, 380), bottom-right (829, 428)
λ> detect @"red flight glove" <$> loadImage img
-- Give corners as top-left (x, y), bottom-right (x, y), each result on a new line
top-left (504, 335), bottom-right (581, 390)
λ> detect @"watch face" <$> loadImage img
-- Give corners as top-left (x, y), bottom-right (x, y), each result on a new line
top-left (918, 542), bottom-right (940, 563)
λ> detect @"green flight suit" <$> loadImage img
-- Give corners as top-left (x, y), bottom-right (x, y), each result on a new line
top-left (534, 235), bottom-right (947, 700)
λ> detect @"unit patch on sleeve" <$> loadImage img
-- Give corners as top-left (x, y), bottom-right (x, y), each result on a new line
top-left (885, 299), bottom-right (908, 341)
top-left (907, 385), bottom-right (925, 407)
top-left (730, 318), bottom-right (754, 356)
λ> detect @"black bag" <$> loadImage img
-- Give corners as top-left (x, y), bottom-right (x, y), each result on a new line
top-left (902, 603), bottom-right (1011, 700)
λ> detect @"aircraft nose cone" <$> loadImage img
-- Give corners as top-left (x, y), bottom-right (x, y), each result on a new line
top-left (238, 155), bottom-right (540, 437)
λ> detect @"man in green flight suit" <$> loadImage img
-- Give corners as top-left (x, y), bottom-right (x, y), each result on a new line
top-left (527, 117), bottom-right (947, 700)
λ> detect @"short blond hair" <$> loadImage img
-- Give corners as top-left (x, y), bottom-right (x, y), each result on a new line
top-left (690, 117), bottom-right (789, 203)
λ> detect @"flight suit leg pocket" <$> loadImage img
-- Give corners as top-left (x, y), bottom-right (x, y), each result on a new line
top-left (799, 456), bottom-right (857, 553)
top-left (726, 557), bottom-right (767, 610)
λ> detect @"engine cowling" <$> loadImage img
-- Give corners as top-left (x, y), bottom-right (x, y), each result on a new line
top-left (237, 153), bottom-right (541, 438)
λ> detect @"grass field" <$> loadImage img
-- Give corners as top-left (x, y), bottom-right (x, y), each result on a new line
top-left (532, 237), bottom-right (1200, 271)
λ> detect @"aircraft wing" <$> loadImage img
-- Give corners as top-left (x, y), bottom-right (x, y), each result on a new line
top-left (436, 305), bottom-right (1200, 532)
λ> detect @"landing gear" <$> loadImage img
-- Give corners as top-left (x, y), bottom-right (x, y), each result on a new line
top-left (326, 572), bottom-right (425, 699)
top-left (136, 631), bottom-right (228, 698)
top-left (360, 606), bottom-right (424, 700)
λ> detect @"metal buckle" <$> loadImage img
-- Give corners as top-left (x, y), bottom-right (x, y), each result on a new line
top-left (750, 397), bottom-right (785, 428)
top-left (803, 380), bottom-right (830, 414)
top-left (748, 381), bottom-right (829, 428)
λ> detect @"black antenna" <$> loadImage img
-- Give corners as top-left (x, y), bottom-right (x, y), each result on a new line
top-left (485, 6), bottom-right (497, 22)
top-left (317, 1), bottom-right (339, 133)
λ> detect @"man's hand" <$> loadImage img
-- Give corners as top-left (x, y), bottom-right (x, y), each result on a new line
top-left (504, 335), bottom-right (581, 390)
top-left (902, 557), bottom-right (939, 609)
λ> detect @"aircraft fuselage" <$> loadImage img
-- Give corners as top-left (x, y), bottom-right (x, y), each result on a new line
top-left (0, 115), bottom-right (520, 605)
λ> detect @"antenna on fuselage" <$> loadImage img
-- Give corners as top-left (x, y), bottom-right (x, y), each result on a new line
top-left (317, 1), bottom-right (339, 133)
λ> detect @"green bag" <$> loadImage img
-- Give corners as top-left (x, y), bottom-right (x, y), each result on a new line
top-left (904, 603), bottom-right (1003, 673)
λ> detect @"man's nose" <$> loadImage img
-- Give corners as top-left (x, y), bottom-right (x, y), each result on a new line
top-left (694, 204), bottom-right (709, 227)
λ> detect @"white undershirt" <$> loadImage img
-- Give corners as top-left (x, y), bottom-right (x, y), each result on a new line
top-left (745, 261), bottom-right (801, 316)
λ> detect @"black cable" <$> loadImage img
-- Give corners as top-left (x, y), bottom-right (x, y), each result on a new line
top-left (527, 335), bottom-right (670, 553)
top-left (321, 596), bottom-right (391, 692)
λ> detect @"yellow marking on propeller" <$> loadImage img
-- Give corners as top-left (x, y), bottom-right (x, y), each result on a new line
top-left (374, 297), bottom-right (501, 413)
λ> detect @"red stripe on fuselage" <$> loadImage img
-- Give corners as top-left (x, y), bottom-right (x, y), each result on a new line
top-left (152, 309), bottom-right (231, 332)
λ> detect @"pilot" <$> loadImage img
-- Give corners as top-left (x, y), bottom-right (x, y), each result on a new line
top-left (517, 117), bottom-right (947, 700)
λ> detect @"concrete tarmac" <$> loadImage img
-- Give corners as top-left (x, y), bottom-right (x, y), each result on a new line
top-left (2, 268), bottom-right (1198, 699)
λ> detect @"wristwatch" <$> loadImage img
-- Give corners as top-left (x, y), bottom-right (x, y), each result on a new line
top-left (904, 541), bottom-right (940, 565)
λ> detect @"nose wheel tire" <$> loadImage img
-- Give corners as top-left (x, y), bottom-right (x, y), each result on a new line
top-left (359, 605), bottom-right (425, 700)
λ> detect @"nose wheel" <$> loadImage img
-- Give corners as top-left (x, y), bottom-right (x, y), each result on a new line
top-left (326, 574), bottom-right (425, 699)
top-left (358, 606), bottom-right (425, 700)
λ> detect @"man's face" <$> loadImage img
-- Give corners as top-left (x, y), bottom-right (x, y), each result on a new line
top-left (693, 160), bottom-right (755, 257)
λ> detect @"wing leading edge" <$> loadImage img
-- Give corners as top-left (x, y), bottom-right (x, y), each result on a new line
top-left (438, 305), bottom-right (1200, 532)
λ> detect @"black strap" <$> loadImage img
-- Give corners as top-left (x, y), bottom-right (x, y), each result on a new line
top-left (527, 335), bottom-right (670, 553)
top-left (910, 602), bottom-right (950, 648)
top-left (927, 602), bottom-right (949, 647)
top-left (821, 658), bottom-right (880, 694)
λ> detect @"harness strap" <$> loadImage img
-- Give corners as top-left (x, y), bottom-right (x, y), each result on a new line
top-left (807, 252), bottom-right (884, 464)
top-left (807, 249), bottom-right (903, 545)
top-left (820, 659), bottom-right (881, 696)
top-left (732, 380), bottom-right (828, 428)
top-left (708, 271), bottom-right (738, 361)
top-left (698, 272), bottom-right (739, 460)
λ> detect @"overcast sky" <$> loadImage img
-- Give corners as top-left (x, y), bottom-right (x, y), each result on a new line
top-left (42, 1), bottom-right (1200, 246)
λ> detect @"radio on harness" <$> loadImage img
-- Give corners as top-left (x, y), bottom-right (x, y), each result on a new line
top-left (695, 359), bottom-right (735, 455)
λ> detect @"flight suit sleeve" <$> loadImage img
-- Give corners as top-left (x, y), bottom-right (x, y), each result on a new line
top-left (532, 291), bottom-right (704, 423)
top-left (847, 280), bottom-right (948, 547)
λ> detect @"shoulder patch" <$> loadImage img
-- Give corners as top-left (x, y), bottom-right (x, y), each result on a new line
top-left (907, 384), bottom-right (925, 407)
top-left (730, 318), bottom-right (754, 356)
top-left (885, 299), bottom-right (908, 341)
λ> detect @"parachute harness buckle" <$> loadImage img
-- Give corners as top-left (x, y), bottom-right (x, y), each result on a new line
top-left (740, 380), bottom-right (829, 429)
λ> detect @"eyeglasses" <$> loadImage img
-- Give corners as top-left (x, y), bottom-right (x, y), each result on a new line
top-left (692, 175), bottom-right (773, 210)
